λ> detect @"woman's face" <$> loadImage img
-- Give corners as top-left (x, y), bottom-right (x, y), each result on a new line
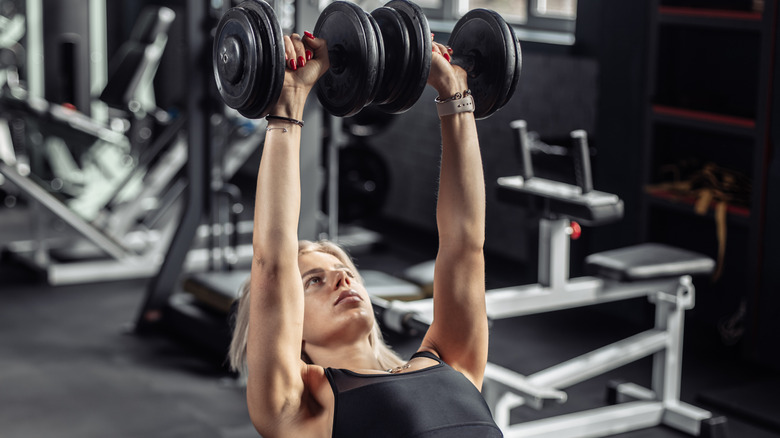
top-left (298, 251), bottom-right (374, 349)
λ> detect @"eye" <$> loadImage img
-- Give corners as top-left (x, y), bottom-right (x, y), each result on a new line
top-left (304, 276), bottom-right (322, 289)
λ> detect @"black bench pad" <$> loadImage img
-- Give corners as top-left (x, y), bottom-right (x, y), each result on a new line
top-left (585, 243), bottom-right (715, 281)
top-left (496, 176), bottom-right (624, 226)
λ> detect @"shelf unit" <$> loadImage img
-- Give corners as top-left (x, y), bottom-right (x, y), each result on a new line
top-left (642, 1), bottom-right (776, 335)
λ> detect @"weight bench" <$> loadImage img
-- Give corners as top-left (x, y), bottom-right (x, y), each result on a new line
top-left (372, 121), bottom-right (727, 437)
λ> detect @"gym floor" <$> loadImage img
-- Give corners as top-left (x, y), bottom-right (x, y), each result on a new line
top-left (1, 208), bottom-right (779, 438)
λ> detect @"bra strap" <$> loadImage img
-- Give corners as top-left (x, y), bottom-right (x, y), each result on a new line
top-left (411, 350), bottom-right (441, 362)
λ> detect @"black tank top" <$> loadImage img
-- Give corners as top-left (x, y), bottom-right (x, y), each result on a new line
top-left (324, 351), bottom-right (503, 438)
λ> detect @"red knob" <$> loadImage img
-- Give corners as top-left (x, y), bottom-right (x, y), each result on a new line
top-left (568, 221), bottom-right (582, 240)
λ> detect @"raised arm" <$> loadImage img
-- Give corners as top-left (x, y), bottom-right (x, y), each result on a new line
top-left (419, 41), bottom-right (488, 389)
top-left (245, 33), bottom-right (328, 436)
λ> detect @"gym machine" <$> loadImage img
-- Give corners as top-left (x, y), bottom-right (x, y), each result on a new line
top-left (374, 121), bottom-right (728, 437)
top-left (0, 4), bottom-right (186, 284)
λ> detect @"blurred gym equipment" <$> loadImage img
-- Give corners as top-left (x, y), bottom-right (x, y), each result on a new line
top-left (0, 5), bottom-right (185, 284)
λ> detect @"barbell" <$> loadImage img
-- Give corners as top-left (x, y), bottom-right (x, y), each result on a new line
top-left (213, 0), bottom-right (521, 120)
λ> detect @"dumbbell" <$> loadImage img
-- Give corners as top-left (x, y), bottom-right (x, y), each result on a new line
top-left (448, 8), bottom-right (521, 119)
top-left (315, 0), bottom-right (432, 116)
top-left (213, 0), bottom-right (285, 119)
top-left (212, 0), bottom-right (521, 119)
top-left (213, 0), bottom-right (429, 118)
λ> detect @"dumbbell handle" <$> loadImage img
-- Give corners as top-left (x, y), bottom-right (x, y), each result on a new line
top-left (450, 54), bottom-right (478, 76)
top-left (571, 130), bottom-right (593, 194)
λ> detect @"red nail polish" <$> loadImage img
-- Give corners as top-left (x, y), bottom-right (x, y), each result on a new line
top-left (298, 56), bottom-right (305, 67)
top-left (289, 59), bottom-right (297, 70)
top-left (306, 50), bottom-right (312, 61)
top-left (304, 31), bottom-right (315, 39)
top-left (444, 53), bottom-right (450, 62)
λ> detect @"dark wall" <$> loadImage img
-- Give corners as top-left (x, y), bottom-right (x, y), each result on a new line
top-left (752, 10), bottom-right (780, 370)
top-left (574, 0), bottom-right (650, 253)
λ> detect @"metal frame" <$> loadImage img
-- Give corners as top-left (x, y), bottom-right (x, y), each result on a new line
top-left (483, 275), bottom-right (714, 438)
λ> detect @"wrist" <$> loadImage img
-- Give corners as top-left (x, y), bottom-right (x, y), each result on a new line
top-left (268, 87), bottom-right (309, 119)
top-left (432, 75), bottom-right (468, 99)
top-left (434, 88), bottom-right (471, 104)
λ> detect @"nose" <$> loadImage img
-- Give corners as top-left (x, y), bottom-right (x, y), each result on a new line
top-left (333, 270), bottom-right (351, 289)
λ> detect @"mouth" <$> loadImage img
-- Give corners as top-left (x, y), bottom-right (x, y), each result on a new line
top-left (334, 289), bottom-right (363, 306)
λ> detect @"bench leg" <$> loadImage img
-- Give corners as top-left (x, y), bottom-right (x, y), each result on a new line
top-left (649, 276), bottom-right (729, 437)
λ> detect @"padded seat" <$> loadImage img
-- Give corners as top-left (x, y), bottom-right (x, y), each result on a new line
top-left (496, 175), bottom-right (624, 226)
top-left (585, 243), bottom-right (715, 281)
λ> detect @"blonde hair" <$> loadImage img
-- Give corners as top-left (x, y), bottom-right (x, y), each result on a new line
top-left (228, 240), bottom-right (404, 376)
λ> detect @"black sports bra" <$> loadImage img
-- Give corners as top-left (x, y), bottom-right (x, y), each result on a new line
top-left (324, 351), bottom-right (503, 438)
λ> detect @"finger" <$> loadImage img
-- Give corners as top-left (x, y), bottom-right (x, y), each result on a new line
top-left (303, 31), bottom-right (327, 55)
top-left (290, 33), bottom-right (306, 68)
top-left (302, 31), bottom-right (329, 69)
top-left (283, 35), bottom-right (297, 70)
top-left (432, 42), bottom-right (450, 62)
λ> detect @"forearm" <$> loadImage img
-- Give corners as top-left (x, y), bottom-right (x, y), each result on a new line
top-left (252, 91), bottom-right (308, 260)
top-left (437, 111), bottom-right (486, 250)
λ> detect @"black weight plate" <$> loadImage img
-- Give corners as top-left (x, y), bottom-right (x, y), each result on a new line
top-left (315, 1), bottom-right (380, 117)
top-left (212, 1), bottom-right (284, 119)
top-left (449, 9), bottom-right (516, 119)
top-left (499, 19), bottom-right (521, 109)
top-left (365, 12), bottom-right (386, 106)
top-left (376, 0), bottom-right (430, 114)
top-left (370, 6), bottom-right (410, 105)
top-left (213, 8), bottom-right (261, 111)
top-left (245, 0), bottom-right (285, 118)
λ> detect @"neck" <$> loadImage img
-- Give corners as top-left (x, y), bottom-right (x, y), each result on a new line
top-left (306, 338), bottom-right (382, 371)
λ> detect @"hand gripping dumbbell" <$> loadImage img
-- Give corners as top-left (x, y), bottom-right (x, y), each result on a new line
top-left (212, 0), bottom-right (521, 119)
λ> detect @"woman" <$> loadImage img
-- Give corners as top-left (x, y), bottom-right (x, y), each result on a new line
top-left (229, 30), bottom-right (501, 437)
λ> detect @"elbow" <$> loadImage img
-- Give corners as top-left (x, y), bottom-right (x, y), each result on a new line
top-left (440, 225), bottom-right (485, 253)
top-left (252, 230), bottom-right (299, 265)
